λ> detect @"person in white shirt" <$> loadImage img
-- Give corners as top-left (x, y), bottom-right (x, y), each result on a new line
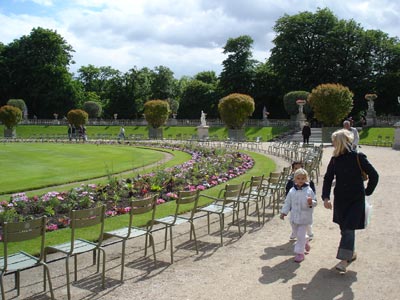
top-left (280, 168), bottom-right (317, 263)
top-left (343, 120), bottom-right (359, 151)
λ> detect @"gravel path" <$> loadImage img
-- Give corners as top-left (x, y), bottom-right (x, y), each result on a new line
top-left (4, 145), bottom-right (399, 300)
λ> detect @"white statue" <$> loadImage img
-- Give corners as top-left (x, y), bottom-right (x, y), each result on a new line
top-left (200, 110), bottom-right (207, 126)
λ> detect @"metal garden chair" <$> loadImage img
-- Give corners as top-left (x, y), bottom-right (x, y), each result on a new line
top-left (198, 182), bottom-right (244, 245)
top-left (103, 196), bottom-right (157, 281)
top-left (154, 190), bottom-right (200, 263)
top-left (0, 216), bottom-right (54, 300)
top-left (44, 205), bottom-right (106, 300)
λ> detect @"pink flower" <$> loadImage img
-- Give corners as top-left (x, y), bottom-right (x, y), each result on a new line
top-left (156, 198), bottom-right (166, 205)
top-left (196, 185), bottom-right (206, 191)
top-left (46, 224), bottom-right (58, 231)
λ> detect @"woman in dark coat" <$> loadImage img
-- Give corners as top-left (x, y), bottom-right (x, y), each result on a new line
top-left (322, 129), bottom-right (378, 273)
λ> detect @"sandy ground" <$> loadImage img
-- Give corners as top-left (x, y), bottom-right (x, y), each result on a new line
top-left (3, 144), bottom-right (400, 300)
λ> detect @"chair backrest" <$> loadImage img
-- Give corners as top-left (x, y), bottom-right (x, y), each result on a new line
top-left (242, 175), bottom-right (264, 198)
top-left (70, 205), bottom-right (105, 253)
top-left (174, 190), bottom-right (200, 221)
top-left (221, 183), bottom-right (244, 207)
top-left (1, 216), bottom-right (47, 270)
top-left (128, 195), bottom-right (157, 231)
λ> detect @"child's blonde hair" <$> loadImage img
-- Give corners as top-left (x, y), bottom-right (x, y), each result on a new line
top-left (293, 168), bottom-right (309, 181)
top-left (331, 129), bottom-right (353, 157)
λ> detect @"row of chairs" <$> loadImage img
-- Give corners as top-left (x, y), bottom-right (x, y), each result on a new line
top-left (1, 169), bottom-right (292, 300)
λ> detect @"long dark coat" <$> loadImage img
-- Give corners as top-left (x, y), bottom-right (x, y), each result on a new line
top-left (322, 151), bottom-right (379, 230)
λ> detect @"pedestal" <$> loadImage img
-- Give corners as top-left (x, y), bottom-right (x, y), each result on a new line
top-left (148, 127), bottom-right (163, 140)
top-left (296, 113), bottom-right (307, 129)
top-left (4, 128), bottom-right (16, 138)
top-left (197, 126), bottom-right (209, 140)
top-left (393, 122), bottom-right (400, 150)
top-left (366, 109), bottom-right (376, 127)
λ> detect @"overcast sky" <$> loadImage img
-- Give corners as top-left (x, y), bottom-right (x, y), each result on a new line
top-left (1, 0), bottom-right (399, 78)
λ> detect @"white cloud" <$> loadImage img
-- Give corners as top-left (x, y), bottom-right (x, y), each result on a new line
top-left (1, 0), bottom-right (399, 77)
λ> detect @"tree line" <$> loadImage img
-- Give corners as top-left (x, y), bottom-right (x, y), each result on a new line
top-left (0, 8), bottom-right (399, 121)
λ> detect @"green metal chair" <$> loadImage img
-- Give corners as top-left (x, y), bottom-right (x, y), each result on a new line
top-left (154, 190), bottom-right (200, 263)
top-left (237, 175), bottom-right (264, 231)
top-left (44, 205), bottom-right (106, 300)
top-left (198, 182), bottom-right (244, 245)
top-left (103, 196), bottom-right (157, 282)
top-left (0, 216), bottom-right (54, 300)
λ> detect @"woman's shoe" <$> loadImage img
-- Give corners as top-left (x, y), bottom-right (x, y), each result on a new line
top-left (335, 260), bottom-right (349, 273)
top-left (305, 241), bottom-right (311, 252)
top-left (348, 252), bottom-right (357, 262)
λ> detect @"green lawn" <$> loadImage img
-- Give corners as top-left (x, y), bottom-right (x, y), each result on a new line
top-left (359, 127), bottom-right (395, 146)
top-left (0, 143), bottom-right (167, 195)
top-left (1, 124), bottom-right (289, 141)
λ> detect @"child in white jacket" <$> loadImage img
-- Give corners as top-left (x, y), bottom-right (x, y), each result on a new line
top-left (280, 168), bottom-right (317, 262)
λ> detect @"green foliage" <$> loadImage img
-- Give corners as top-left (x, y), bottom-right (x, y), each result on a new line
top-left (7, 99), bottom-right (27, 116)
top-left (308, 83), bottom-right (353, 126)
top-left (0, 105), bottom-right (22, 129)
top-left (144, 100), bottom-right (170, 128)
top-left (67, 109), bottom-right (88, 126)
top-left (83, 101), bottom-right (102, 118)
top-left (283, 91), bottom-right (312, 116)
top-left (219, 35), bottom-right (257, 95)
top-left (218, 93), bottom-right (255, 129)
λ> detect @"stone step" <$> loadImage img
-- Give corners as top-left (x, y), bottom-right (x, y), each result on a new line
top-left (287, 128), bottom-right (322, 143)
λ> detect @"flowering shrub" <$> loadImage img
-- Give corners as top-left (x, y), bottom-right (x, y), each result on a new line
top-left (0, 145), bottom-right (254, 232)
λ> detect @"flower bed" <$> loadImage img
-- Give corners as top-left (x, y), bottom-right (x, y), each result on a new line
top-left (0, 144), bottom-right (254, 232)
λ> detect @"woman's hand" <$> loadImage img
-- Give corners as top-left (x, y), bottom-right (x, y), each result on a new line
top-left (323, 199), bottom-right (332, 209)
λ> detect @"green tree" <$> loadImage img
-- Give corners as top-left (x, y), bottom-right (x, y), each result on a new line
top-left (218, 93), bottom-right (255, 129)
top-left (144, 100), bottom-right (170, 128)
top-left (7, 99), bottom-right (27, 118)
top-left (219, 35), bottom-right (257, 95)
top-left (308, 83), bottom-right (353, 126)
top-left (151, 66), bottom-right (177, 100)
top-left (178, 79), bottom-right (218, 119)
top-left (67, 109), bottom-right (88, 127)
top-left (0, 105), bottom-right (22, 129)
top-left (1, 27), bottom-right (82, 117)
top-left (82, 100), bottom-right (102, 118)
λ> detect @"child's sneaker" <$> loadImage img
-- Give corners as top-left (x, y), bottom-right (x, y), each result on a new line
top-left (307, 233), bottom-right (314, 241)
top-left (289, 233), bottom-right (296, 240)
top-left (294, 253), bottom-right (304, 263)
top-left (305, 241), bottom-right (311, 252)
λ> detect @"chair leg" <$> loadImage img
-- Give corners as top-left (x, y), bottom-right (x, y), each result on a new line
top-left (16, 271), bottom-right (20, 296)
top-left (149, 234), bottom-right (157, 267)
top-left (206, 212), bottom-right (210, 234)
top-left (43, 263), bottom-right (55, 300)
top-left (66, 256), bottom-right (71, 300)
top-left (190, 222), bottom-right (198, 254)
top-left (169, 225), bottom-right (174, 264)
top-left (120, 240), bottom-right (126, 282)
top-left (219, 214), bottom-right (224, 245)
top-left (74, 254), bottom-right (78, 282)
top-left (144, 233), bottom-right (149, 257)
top-left (0, 273), bottom-right (5, 300)
top-left (164, 226), bottom-right (168, 250)
top-left (98, 248), bottom-right (106, 289)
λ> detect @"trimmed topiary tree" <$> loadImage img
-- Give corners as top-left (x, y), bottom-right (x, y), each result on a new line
top-left (144, 100), bottom-right (170, 129)
top-left (218, 93), bottom-right (255, 129)
top-left (283, 91), bottom-right (312, 117)
top-left (144, 100), bottom-right (170, 139)
top-left (7, 99), bottom-right (28, 119)
top-left (308, 83), bottom-right (353, 126)
top-left (83, 101), bottom-right (102, 119)
top-left (67, 109), bottom-right (88, 127)
top-left (0, 105), bottom-right (23, 137)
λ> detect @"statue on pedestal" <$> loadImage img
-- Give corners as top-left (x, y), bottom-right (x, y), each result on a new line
top-left (200, 110), bottom-right (207, 127)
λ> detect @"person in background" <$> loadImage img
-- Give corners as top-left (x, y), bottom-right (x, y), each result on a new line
top-left (343, 120), bottom-right (359, 151)
top-left (285, 161), bottom-right (316, 240)
top-left (281, 168), bottom-right (317, 263)
top-left (302, 122), bottom-right (311, 144)
top-left (322, 129), bottom-right (378, 273)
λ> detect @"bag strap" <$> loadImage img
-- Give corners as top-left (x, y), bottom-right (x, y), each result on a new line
top-left (356, 154), bottom-right (365, 174)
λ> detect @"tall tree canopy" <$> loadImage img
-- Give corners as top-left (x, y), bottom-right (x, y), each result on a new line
top-left (0, 27), bottom-right (82, 117)
top-left (219, 35), bottom-right (257, 96)
top-left (270, 8), bottom-right (400, 115)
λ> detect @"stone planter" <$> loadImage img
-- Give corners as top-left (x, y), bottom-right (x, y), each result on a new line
top-left (4, 128), bottom-right (16, 138)
top-left (321, 127), bottom-right (340, 143)
top-left (228, 129), bottom-right (245, 142)
top-left (148, 127), bottom-right (163, 140)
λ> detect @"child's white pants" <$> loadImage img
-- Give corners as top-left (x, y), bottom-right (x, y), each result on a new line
top-left (293, 223), bottom-right (308, 254)
top-left (291, 222), bottom-right (313, 237)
